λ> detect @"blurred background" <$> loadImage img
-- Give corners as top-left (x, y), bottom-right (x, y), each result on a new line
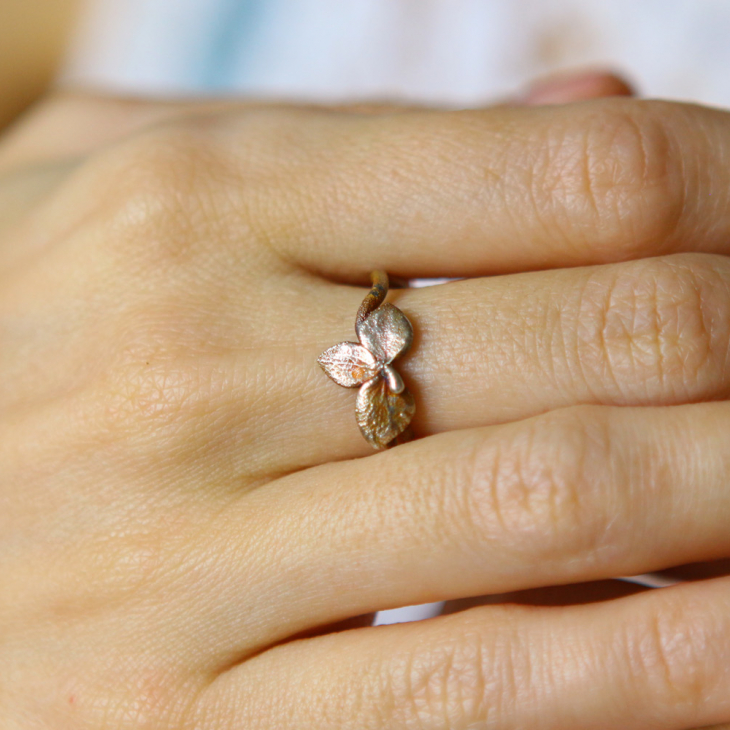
top-left (0, 0), bottom-right (80, 128)
top-left (3, 0), bottom-right (730, 133)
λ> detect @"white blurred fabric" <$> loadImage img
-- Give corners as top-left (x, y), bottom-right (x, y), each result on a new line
top-left (65, 0), bottom-right (730, 107)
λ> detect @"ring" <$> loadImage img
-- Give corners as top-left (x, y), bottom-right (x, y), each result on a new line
top-left (318, 271), bottom-right (415, 450)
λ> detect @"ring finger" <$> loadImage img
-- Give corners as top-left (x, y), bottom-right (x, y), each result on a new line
top-left (246, 250), bottom-right (730, 473)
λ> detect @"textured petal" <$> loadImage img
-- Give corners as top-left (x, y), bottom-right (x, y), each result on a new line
top-left (318, 342), bottom-right (379, 387)
top-left (356, 374), bottom-right (415, 449)
top-left (357, 303), bottom-right (413, 364)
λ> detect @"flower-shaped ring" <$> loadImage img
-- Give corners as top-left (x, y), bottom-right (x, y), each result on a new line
top-left (318, 271), bottom-right (415, 450)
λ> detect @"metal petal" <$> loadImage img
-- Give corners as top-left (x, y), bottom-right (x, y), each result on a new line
top-left (356, 374), bottom-right (415, 449)
top-left (318, 341), bottom-right (380, 387)
top-left (356, 303), bottom-right (413, 364)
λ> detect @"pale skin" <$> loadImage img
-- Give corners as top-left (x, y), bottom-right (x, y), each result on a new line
top-left (3, 71), bottom-right (730, 729)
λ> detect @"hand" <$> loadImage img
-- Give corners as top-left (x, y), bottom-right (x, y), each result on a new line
top-left (2, 88), bottom-right (730, 729)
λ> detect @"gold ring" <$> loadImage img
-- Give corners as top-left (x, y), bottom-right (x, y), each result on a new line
top-left (318, 271), bottom-right (415, 450)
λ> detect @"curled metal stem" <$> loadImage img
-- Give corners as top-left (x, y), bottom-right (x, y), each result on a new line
top-left (355, 270), bottom-right (389, 328)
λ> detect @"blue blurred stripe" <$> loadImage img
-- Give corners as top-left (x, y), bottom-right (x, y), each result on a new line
top-left (196, 0), bottom-right (265, 89)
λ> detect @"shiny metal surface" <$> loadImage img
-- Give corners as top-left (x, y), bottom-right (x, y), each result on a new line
top-left (318, 271), bottom-right (415, 449)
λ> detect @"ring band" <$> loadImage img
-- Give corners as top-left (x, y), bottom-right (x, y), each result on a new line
top-left (318, 271), bottom-right (415, 450)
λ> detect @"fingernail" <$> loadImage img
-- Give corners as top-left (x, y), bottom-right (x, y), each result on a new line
top-left (522, 71), bottom-right (634, 105)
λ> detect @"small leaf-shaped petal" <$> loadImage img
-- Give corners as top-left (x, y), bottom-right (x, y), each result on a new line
top-left (356, 303), bottom-right (413, 364)
top-left (318, 342), bottom-right (379, 387)
top-left (356, 374), bottom-right (415, 449)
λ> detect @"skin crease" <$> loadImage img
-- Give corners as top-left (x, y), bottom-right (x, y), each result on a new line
top-left (2, 75), bottom-right (730, 729)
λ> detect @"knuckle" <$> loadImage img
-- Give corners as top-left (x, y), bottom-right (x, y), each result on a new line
top-left (107, 359), bottom-right (197, 440)
top-left (383, 613), bottom-right (529, 727)
top-left (87, 120), bottom-right (241, 264)
top-left (97, 307), bottom-right (226, 450)
top-left (625, 596), bottom-right (727, 713)
top-left (458, 407), bottom-right (615, 564)
top-left (575, 254), bottom-right (730, 398)
top-left (54, 522), bottom-right (175, 613)
top-left (538, 100), bottom-right (684, 260)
